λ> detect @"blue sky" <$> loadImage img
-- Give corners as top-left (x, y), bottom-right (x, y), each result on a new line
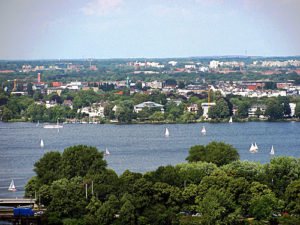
top-left (0, 0), bottom-right (299, 59)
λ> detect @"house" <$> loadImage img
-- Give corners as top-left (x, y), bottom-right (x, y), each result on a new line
top-left (201, 102), bottom-right (216, 118)
top-left (187, 104), bottom-right (199, 113)
top-left (78, 102), bottom-right (108, 118)
top-left (248, 104), bottom-right (267, 117)
top-left (134, 101), bottom-right (164, 113)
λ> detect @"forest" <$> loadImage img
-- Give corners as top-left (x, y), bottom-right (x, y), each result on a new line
top-left (25, 143), bottom-right (300, 225)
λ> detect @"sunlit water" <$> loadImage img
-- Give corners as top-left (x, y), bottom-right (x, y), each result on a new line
top-left (0, 121), bottom-right (300, 197)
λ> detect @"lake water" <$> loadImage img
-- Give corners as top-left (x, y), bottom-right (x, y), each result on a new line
top-left (0, 121), bottom-right (300, 198)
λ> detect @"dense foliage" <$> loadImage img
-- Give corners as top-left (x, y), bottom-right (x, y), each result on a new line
top-left (25, 144), bottom-right (300, 225)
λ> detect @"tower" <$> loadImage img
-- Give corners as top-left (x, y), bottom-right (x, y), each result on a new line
top-left (37, 73), bottom-right (41, 83)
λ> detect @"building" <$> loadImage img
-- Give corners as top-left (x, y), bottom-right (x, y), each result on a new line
top-left (248, 104), bottom-right (267, 117)
top-left (187, 104), bottom-right (199, 113)
top-left (201, 102), bottom-right (216, 118)
top-left (289, 103), bottom-right (296, 117)
top-left (134, 101), bottom-right (164, 113)
top-left (78, 102), bottom-right (107, 118)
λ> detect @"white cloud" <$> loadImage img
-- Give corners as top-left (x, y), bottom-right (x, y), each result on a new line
top-left (82, 0), bottom-right (123, 16)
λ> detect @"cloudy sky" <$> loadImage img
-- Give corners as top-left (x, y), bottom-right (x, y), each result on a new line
top-left (0, 0), bottom-right (299, 59)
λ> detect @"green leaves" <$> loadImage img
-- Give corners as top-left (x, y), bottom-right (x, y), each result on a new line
top-left (186, 142), bottom-right (239, 166)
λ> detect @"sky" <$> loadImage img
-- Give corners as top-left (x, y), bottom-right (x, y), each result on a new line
top-left (0, 0), bottom-right (300, 59)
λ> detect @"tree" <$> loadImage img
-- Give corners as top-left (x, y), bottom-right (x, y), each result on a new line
top-left (285, 179), bottom-right (300, 215)
top-left (264, 157), bottom-right (300, 196)
top-left (61, 145), bottom-right (107, 179)
top-left (208, 98), bottom-right (230, 119)
top-left (186, 142), bottom-right (239, 166)
top-left (34, 151), bottom-right (62, 185)
top-left (47, 177), bottom-right (87, 219)
top-left (197, 188), bottom-right (239, 225)
top-left (149, 111), bottom-right (164, 122)
top-left (0, 106), bottom-right (12, 121)
top-left (237, 102), bottom-right (250, 118)
top-left (249, 193), bottom-right (279, 220)
top-left (115, 101), bottom-right (135, 123)
top-left (26, 103), bottom-right (46, 122)
top-left (265, 101), bottom-right (284, 120)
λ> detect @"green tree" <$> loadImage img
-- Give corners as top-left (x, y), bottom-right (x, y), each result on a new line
top-left (264, 157), bottom-right (300, 196)
top-left (186, 142), bottom-right (239, 166)
top-left (26, 103), bottom-right (46, 122)
top-left (47, 177), bottom-right (87, 219)
top-left (197, 189), bottom-right (239, 225)
top-left (237, 102), bottom-right (250, 118)
top-left (61, 145), bottom-right (107, 179)
top-left (34, 151), bottom-right (62, 185)
top-left (265, 101), bottom-right (284, 120)
top-left (208, 98), bottom-right (230, 119)
top-left (149, 111), bottom-right (165, 122)
top-left (0, 106), bottom-right (12, 121)
top-left (285, 179), bottom-right (300, 215)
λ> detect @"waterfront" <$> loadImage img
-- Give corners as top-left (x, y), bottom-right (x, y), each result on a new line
top-left (0, 122), bottom-right (300, 198)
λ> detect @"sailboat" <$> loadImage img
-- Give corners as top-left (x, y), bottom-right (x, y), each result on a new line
top-left (8, 180), bottom-right (16, 192)
top-left (254, 142), bottom-right (258, 151)
top-left (270, 145), bottom-right (275, 155)
top-left (165, 128), bottom-right (170, 137)
top-left (104, 148), bottom-right (110, 156)
top-left (36, 120), bottom-right (40, 127)
top-left (201, 126), bottom-right (206, 135)
top-left (40, 139), bottom-right (44, 148)
top-left (249, 143), bottom-right (257, 153)
top-left (229, 117), bottom-right (233, 123)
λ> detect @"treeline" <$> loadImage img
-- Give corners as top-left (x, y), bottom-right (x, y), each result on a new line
top-left (2, 86), bottom-right (300, 123)
top-left (25, 143), bottom-right (300, 225)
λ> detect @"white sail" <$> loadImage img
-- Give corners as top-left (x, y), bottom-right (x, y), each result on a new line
top-left (36, 121), bottom-right (40, 127)
top-left (8, 180), bottom-right (16, 192)
top-left (270, 145), bottom-right (275, 155)
top-left (40, 139), bottom-right (44, 148)
top-left (105, 148), bottom-right (110, 156)
top-left (254, 142), bottom-right (258, 151)
top-left (165, 128), bottom-right (170, 137)
top-left (249, 143), bottom-right (257, 153)
top-left (229, 117), bottom-right (233, 123)
top-left (201, 126), bottom-right (206, 135)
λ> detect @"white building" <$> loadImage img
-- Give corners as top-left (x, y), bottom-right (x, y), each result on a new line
top-left (201, 102), bottom-right (216, 118)
top-left (289, 103), bottom-right (296, 117)
top-left (134, 101), bottom-right (164, 113)
top-left (78, 102), bottom-right (107, 118)
top-left (168, 61), bottom-right (177, 66)
top-left (209, 60), bottom-right (220, 69)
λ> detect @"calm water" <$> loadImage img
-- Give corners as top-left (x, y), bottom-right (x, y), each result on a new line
top-left (0, 121), bottom-right (300, 197)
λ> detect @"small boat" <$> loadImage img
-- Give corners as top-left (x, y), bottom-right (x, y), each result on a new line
top-left (40, 139), bottom-right (44, 148)
top-left (165, 128), bottom-right (170, 137)
top-left (270, 145), bottom-right (275, 155)
top-left (249, 143), bottom-right (257, 153)
top-left (104, 148), bottom-right (110, 156)
top-left (229, 117), bottom-right (233, 123)
top-left (201, 126), bottom-right (206, 135)
top-left (8, 180), bottom-right (16, 192)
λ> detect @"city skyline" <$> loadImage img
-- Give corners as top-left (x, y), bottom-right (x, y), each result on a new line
top-left (1, 0), bottom-right (300, 60)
